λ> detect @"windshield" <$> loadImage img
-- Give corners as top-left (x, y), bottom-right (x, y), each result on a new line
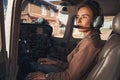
top-left (20, 0), bottom-right (68, 38)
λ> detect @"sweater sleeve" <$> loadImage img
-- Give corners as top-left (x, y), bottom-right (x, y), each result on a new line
top-left (46, 70), bottom-right (70, 80)
top-left (46, 39), bottom-right (101, 80)
top-left (53, 59), bottom-right (68, 70)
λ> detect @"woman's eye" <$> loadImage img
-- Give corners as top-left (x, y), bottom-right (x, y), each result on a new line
top-left (82, 16), bottom-right (88, 19)
top-left (76, 16), bottom-right (79, 19)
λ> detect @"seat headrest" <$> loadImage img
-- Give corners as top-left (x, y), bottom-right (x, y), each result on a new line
top-left (112, 13), bottom-right (120, 34)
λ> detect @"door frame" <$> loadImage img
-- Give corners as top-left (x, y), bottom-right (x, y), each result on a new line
top-left (0, 0), bottom-right (8, 80)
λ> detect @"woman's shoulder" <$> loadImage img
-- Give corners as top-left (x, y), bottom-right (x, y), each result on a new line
top-left (81, 33), bottom-right (102, 48)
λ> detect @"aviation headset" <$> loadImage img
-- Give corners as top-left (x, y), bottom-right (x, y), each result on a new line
top-left (76, 0), bottom-right (104, 29)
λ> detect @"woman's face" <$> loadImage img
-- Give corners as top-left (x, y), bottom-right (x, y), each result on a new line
top-left (76, 6), bottom-right (94, 32)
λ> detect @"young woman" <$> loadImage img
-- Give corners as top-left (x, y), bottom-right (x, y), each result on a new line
top-left (27, 1), bottom-right (104, 80)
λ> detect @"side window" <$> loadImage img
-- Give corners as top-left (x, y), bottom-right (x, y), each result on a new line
top-left (100, 16), bottom-right (113, 40)
top-left (72, 28), bottom-right (83, 38)
top-left (56, 12), bottom-right (68, 38)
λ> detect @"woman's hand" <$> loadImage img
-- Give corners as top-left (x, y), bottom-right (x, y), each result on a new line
top-left (28, 72), bottom-right (46, 80)
top-left (37, 58), bottom-right (57, 65)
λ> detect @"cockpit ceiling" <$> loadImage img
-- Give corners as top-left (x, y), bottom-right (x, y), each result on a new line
top-left (62, 0), bottom-right (120, 16)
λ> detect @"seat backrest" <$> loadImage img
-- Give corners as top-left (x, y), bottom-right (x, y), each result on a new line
top-left (86, 13), bottom-right (120, 80)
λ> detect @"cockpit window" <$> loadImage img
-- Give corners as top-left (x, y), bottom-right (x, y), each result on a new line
top-left (20, 0), bottom-right (69, 38)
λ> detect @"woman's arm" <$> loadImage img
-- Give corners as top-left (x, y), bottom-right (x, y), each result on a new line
top-left (37, 58), bottom-right (68, 70)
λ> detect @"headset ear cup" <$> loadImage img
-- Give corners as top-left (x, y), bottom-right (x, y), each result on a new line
top-left (85, 0), bottom-right (104, 29)
top-left (93, 15), bottom-right (104, 29)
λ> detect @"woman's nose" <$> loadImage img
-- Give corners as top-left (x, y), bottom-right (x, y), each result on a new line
top-left (76, 17), bottom-right (82, 24)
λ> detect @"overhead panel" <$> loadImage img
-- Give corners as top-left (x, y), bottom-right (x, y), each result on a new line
top-left (62, 0), bottom-right (120, 16)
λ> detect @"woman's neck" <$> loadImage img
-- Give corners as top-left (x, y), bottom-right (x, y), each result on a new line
top-left (83, 30), bottom-right (92, 37)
